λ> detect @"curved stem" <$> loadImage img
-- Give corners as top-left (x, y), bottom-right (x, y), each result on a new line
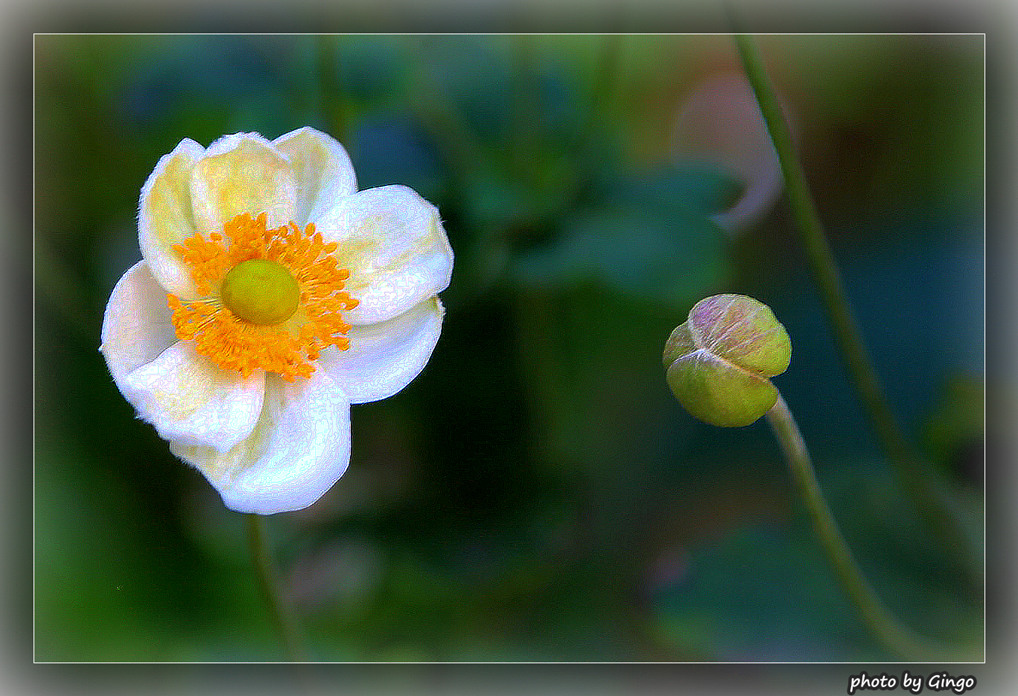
top-left (245, 513), bottom-right (308, 662)
top-left (766, 395), bottom-right (974, 660)
top-left (733, 33), bottom-right (981, 581)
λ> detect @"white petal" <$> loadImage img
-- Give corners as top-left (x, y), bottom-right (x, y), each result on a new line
top-left (319, 297), bottom-right (444, 404)
top-left (100, 261), bottom-right (179, 390)
top-left (190, 132), bottom-right (298, 236)
top-left (138, 138), bottom-right (206, 297)
top-left (119, 341), bottom-right (265, 453)
top-left (170, 371), bottom-right (351, 515)
top-left (273, 127), bottom-right (357, 226)
top-left (315, 185), bottom-right (454, 325)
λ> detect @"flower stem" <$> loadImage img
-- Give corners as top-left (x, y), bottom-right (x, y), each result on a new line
top-left (509, 35), bottom-right (540, 177)
top-left (245, 513), bottom-right (308, 662)
top-left (733, 33), bottom-right (981, 582)
top-left (574, 34), bottom-right (623, 158)
top-left (766, 394), bottom-right (973, 660)
top-left (314, 35), bottom-right (346, 142)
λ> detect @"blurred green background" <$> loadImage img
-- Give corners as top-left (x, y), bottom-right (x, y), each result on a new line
top-left (34, 34), bottom-right (983, 662)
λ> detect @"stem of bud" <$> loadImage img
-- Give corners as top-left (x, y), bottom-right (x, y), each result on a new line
top-left (765, 394), bottom-right (977, 661)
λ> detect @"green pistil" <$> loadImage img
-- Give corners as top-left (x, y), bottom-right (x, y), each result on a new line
top-left (220, 259), bottom-right (299, 325)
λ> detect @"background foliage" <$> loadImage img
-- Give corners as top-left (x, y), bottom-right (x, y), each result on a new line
top-left (35, 34), bottom-right (983, 661)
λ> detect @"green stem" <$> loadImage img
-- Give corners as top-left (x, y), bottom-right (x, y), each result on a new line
top-left (509, 35), bottom-right (539, 178)
top-left (314, 35), bottom-right (345, 141)
top-left (575, 34), bottom-right (622, 156)
top-left (766, 395), bottom-right (974, 660)
top-left (245, 514), bottom-right (308, 661)
top-left (733, 33), bottom-right (981, 581)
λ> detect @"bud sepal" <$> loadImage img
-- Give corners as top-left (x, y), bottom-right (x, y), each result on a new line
top-left (663, 294), bottom-right (791, 427)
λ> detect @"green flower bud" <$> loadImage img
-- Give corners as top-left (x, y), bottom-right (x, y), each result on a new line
top-left (663, 294), bottom-right (791, 427)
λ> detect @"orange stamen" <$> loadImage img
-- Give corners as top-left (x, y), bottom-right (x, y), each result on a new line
top-left (167, 213), bottom-right (359, 381)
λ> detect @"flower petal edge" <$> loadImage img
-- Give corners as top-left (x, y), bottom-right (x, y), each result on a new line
top-left (315, 184), bottom-right (454, 325)
top-left (138, 138), bottom-right (206, 297)
top-left (169, 370), bottom-right (352, 514)
top-left (273, 126), bottom-right (358, 226)
top-left (119, 341), bottom-right (266, 454)
top-left (319, 296), bottom-right (445, 404)
top-left (100, 260), bottom-right (180, 389)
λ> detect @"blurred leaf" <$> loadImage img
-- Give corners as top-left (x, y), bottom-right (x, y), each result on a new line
top-left (920, 375), bottom-right (984, 484)
top-left (460, 173), bottom-right (544, 231)
top-left (616, 165), bottom-right (744, 218)
top-left (458, 149), bottom-right (580, 232)
top-left (513, 205), bottom-right (727, 307)
top-left (511, 164), bottom-right (736, 306)
top-left (652, 524), bottom-right (878, 660)
top-left (651, 462), bottom-right (982, 661)
top-left (121, 36), bottom-right (289, 132)
top-left (450, 151), bottom-right (584, 298)
top-left (415, 36), bottom-right (513, 142)
top-left (512, 285), bottom-right (692, 478)
top-left (822, 463), bottom-right (983, 627)
top-left (336, 36), bottom-right (405, 102)
top-left (767, 231), bottom-right (983, 456)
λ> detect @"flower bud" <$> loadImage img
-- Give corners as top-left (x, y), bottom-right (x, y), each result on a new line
top-left (663, 294), bottom-right (791, 427)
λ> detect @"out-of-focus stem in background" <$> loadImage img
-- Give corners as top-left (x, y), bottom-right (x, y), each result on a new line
top-left (733, 33), bottom-right (982, 586)
top-left (245, 514), bottom-right (308, 662)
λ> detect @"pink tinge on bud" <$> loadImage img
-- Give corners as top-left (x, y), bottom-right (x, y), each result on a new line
top-left (664, 294), bottom-right (791, 427)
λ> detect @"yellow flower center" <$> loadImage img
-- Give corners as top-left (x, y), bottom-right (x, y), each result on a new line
top-left (220, 259), bottom-right (300, 325)
top-left (167, 212), bottom-right (359, 381)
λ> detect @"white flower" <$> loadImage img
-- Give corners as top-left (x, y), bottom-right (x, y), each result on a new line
top-left (100, 127), bottom-right (453, 514)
